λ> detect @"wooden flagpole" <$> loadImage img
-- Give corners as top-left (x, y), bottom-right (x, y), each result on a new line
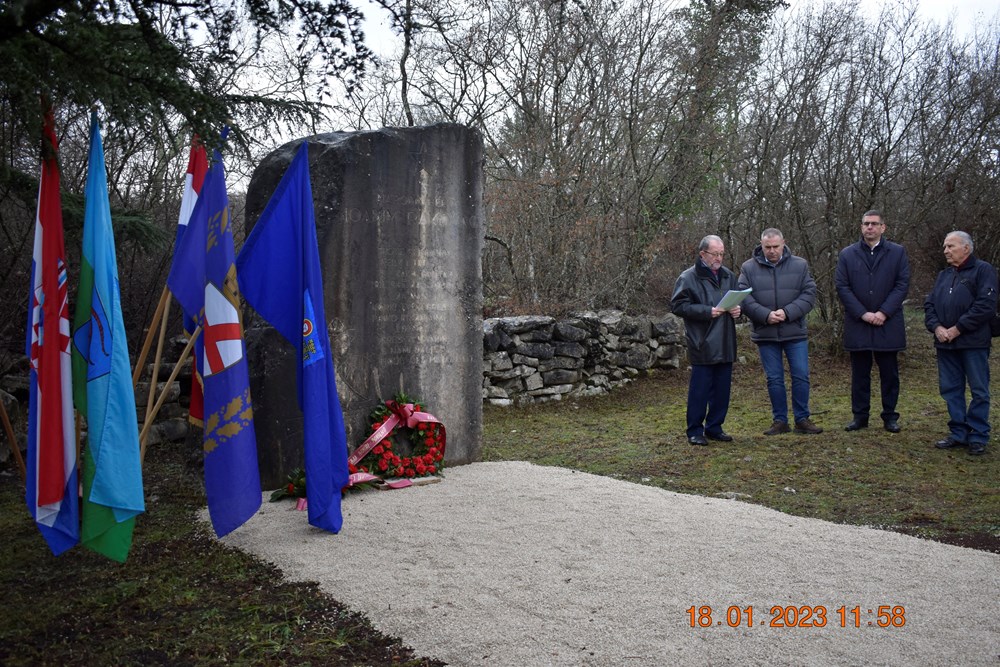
top-left (0, 395), bottom-right (26, 482)
top-left (139, 325), bottom-right (200, 465)
top-left (132, 286), bottom-right (170, 390)
top-left (142, 292), bottom-right (173, 428)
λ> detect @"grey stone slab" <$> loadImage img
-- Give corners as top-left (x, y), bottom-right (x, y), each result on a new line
top-left (244, 125), bottom-right (483, 488)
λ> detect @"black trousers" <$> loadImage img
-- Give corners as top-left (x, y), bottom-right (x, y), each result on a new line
top-left (850, 350), bottom-right (900, 421)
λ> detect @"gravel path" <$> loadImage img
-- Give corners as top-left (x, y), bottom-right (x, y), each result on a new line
top-left (216, 461), bottom-right (1000, 666)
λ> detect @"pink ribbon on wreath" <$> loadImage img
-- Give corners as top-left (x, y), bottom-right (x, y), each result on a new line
top-left (346, 401), bottom-right (447, 489)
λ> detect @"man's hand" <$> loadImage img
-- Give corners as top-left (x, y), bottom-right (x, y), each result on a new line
top-left (729, 305), bottom-right (741, 319)
top-left (935, 325), bottom-right (961, 343)
top-left (863, 311), bottom-right (887, 326)
top-left (766, 309), bottom-right (786, 325)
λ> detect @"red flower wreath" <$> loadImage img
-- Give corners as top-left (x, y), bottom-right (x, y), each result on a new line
top-left (350, 392), bottom-right (446, 482)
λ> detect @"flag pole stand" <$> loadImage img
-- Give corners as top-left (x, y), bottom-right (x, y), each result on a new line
top-left (133, 286), bottom-right (170, 390)
top-left (0, 395), bottom-right (26, 482)
top-left (139, 325), bottom-right (200, 465)
top-left (75, 410), bottom-right (83, 475)
top-left (142, 292), bottom-right (173, 430)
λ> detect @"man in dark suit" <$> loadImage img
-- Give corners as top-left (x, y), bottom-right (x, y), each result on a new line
top-left (835, 210), bottom-right (910, 433)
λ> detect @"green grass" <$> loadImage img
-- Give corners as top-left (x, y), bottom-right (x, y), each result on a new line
top-left (0, 312), bottom-right (995, 664)
top-left (483, 316), bottom-right (999, 547)
top-left (0, 446), bottom-right (443, 666)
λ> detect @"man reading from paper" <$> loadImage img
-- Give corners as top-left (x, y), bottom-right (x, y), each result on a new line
top-left (670, 235), bottom-right (742, 446)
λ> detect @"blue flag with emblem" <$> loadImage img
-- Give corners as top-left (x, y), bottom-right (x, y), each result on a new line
top-left (236, 142), bottom-right (349, 533)
top-left (166, 141), bottom-right (261, 538)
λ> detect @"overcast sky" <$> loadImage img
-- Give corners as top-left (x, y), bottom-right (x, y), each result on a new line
top-left (843, 0), bottom-right (997, 35)
top-left (360, 0), bottom-right (999, 54)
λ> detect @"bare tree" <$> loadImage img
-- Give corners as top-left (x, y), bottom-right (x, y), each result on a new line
top-left (713, 0), bottom-right (1000, 348)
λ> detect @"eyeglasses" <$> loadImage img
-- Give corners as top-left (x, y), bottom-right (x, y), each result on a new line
top-left (701, 251), bottom-right (724, 258)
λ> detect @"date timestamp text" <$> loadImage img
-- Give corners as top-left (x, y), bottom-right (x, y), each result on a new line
top-left (685, 605), bottom-right (906, 628)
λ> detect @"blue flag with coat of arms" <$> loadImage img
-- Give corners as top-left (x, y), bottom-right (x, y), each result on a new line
top-left (236, 142), bottom-right (349, 534)
top-left (166, 142), bottom-right (261, 538)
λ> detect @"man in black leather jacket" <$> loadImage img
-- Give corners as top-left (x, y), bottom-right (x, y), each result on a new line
top-left (670, 235), bottom-right (742, 445)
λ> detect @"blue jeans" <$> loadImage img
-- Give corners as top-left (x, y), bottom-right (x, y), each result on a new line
top-left (758, 340), bottom-right (811, 423)
top-left (937, 348), bottom-right (991, 445)
top-left (686, 363), bottom-right (733, 437)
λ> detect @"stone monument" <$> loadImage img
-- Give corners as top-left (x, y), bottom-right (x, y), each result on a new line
top-left (244, 124), bottom-right (484, 489)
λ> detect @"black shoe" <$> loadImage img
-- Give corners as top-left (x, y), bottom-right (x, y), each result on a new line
top-left (705, 431), bottom-right (733, 442)
top-left (883, 420), bottom-right (901, 433)
top-left (969, 442), bottom-right (987, 456)
top-left (844, 418), bottom-right (869, 432)
top-left (688, 434), bottom-right (708, 446)
top-left (934, 438), bottom-right (966, 449)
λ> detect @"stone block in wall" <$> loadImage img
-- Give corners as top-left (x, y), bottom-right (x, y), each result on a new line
top-left (484, 386), bottom-right (509, 399)
top-left (659, 356), bottom-right (681, 370)
top-left (514, 342), bottom-right (554, 360)
top-left (614, 315), bottom-right (646, 341)
top-left (587, 374), bottom-right (611, 389)
top-left (652, 314), bottom-right (683, 341)
top-left (135, 381), bottom-right (181, 406)
top-left (137, 402), bottom-right (188, 423)
top-left (621, 344), bottom-right (652, 369)
top-left (528, 384), bottom-right (574, 396)
top-left (598, 310), bottom-right (624, 327)
top-left (0, 373), bottom-right (30, 397)
top-left (511, 354), bottom-right (539, 367)
top-left (655, 344), bottom-right (685, 363)
top-left (571, 385), bottom-right (608, 398)
top-left (524, 372), bottom-right (544, 391)
top-left (553, 321), bottom-right (588, 342)
top-left (487, 398), bottom-right (513, 407)
top-left (492, 365), bottom-right (533, 381)
top-left (538, 356), bottom-right (584, 372)
top-left (516, 326), bottom-right (553, 342)
top-left (565, 313), bottom-right (603, 335)
top-left (484, 321), bottom-right (513, 352)
top-left (497, 377), bottom-right (525, 392)
top-left (552, 341), bottom-right (586, 358)
top-left (542, 369), bottom-right (581, 385)
top-left (145, 356), bottom-right (193, 381)
top-left (486, 351), bottom-right (513, 371)
top-left (499, 315), bottom-right (555, 334)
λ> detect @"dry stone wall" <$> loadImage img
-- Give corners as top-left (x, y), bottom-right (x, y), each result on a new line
top-left (483, 311), bottom-right (686, 406)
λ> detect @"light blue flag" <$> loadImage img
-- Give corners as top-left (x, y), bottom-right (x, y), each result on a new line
top-left (71, 112), bottom-right (145, 561)
top-left (236, 142), bottom-right (349, 533)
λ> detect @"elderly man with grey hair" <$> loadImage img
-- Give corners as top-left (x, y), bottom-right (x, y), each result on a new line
top-left (671, 235), bottom-right (742, 445)
top-left (924, 231), bottom-right (998, 456)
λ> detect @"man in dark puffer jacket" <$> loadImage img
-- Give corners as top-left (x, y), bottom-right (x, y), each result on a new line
top-left (671, 235), bottom-right (742, 446)
top-left (738, 228), bottom-right (823, 436)
top-left (924, 231), bottom-right (997, 456)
